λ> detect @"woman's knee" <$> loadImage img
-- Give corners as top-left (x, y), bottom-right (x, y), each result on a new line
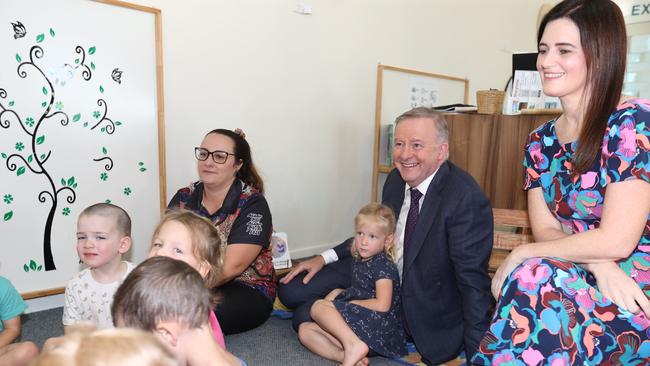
top-left (506, 257), bottom-right (578, 294)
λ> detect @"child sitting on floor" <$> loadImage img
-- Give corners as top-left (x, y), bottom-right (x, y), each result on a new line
top-left (0, 276), bottom-right (38, 366)
top-left (146, 209), bottom-right (226, 348)
top-left (112, 256), bottom-right (242, 366)
top-left (32, 323), bottom-right (177, 366)
top-left (299, 203), bottom-right (406, 366)
top-left (63, 203), bottom-right (135, 329)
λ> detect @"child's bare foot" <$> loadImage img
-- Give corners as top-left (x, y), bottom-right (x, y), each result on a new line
top-left (355, 357), bottom-right (369, 366)
top-left (342, 341), bottom-right (368, 366)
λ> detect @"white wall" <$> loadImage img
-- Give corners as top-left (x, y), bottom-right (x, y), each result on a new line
top-left (137, 0), bottom-right (549, 257)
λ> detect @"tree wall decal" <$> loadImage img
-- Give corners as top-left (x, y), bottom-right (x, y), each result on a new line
top-left (0, 27), bottom-right (118, 271)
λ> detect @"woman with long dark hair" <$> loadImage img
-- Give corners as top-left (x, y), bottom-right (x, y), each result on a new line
top-left (169, 129), bottom-right (275, 335)
top-left (474, 0), bottom-right (650, 363)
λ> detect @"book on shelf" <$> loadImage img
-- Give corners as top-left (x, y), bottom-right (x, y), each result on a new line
top-left (504, 70), bottom-right (560, 114)
top-left (379, 124), bottom-right (394, 166)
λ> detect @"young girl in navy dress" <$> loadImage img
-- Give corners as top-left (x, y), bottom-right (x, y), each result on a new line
top-left (299, 203), bottom-right (406, 366)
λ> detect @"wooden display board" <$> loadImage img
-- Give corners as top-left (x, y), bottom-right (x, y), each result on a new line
top-left (0, 0), bottom-right (165, 297)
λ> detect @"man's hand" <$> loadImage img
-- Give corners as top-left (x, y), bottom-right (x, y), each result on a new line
top-left (280, 255), bottom-right (325, 285)
top-left (587, 261), bottom-right (650, 316)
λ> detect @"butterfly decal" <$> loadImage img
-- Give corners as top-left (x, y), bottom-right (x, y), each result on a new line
top-left (11, 21), bottom-right (26, 39)
top-left (111, 68), bottom-right (123, 84)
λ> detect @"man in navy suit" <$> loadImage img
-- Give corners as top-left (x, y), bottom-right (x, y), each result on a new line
top-left (279, 107), bottom-right (494, 364)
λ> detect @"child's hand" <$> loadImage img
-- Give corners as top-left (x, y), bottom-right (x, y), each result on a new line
top-left (324, 288), bottom-right (343, 301)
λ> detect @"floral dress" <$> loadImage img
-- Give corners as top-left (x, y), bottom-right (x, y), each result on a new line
top-left (333, 252), bottom-right (406, 358)
top-left (473, 99), bottom-right (650, 365)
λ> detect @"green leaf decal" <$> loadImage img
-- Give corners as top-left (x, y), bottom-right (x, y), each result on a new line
top-left (23, 264), bottom-right (29, 272)
top-left (37, 265), bottom-right (42, 271)
top-left (16, 167), bottom-right (25, 176)
top-left (83, 122), bottom-right (88, 127)
top-left (0, 153), bottom-right (6, 159)
top-left (27, 155), bottom-right (32, 163)
top-left (102, 147), bottom-right (107, 155)
top-left (67, 177), bottom-right (75, 186)
top-left (138, 162), bottom-right (144, 166)
top-left (4, 211), bottom-right (13, 221)
top-left (99, 85), bottom-right (104, 93)
top-left (73, 183), bottom-right (78, 189)
top-left (42, 87), bottom-right (48, 95)
top-left (89, 46), bottom-right (96, 55)
top-left (16, 54), bottom-right (21, 63)
top-left (39, 154), bottom-right (45, 160)
top-left (29, 260), bottom-right (37, 271)
top-left (91, 62), bottom-right (95, 70)
top-left (36, 33), bottom-right (45, 43)
top-left (74, 58), bottom-right (79, 64)
top-left (8, 101), bottom-right (14, 107)
top-left (61, 178), bottom-right (66, 186)
top-left (49, 28), bottom-right (55, 37)
top-left (73, 113), bottom-right (81, 122)
top-left (36, 135), bottom-right (45, 145)
top-left (101, 127), bottom-right (106, 133)
top-left (139, 167), bottom-right (147, 172)
top-left (41, 101), bottom-right (47, 108)
top-left (115, 121), bottom-right (122, 126)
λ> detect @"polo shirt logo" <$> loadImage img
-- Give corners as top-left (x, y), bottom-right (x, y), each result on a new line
top-left (246, 213), bottom-right (263, 236)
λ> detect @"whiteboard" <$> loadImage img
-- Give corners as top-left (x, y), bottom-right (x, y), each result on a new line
top-left (0, 0), bottom-right (165, 294)
top-left (379, 64), bottom-right (469, 127)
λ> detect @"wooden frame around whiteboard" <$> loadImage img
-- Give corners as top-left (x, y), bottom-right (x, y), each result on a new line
top-left (371, 64), bottom-right (469, 201)
top-left (19, 0), bottom-right (166, 300)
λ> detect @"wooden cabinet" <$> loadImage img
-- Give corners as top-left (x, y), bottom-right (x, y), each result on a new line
top-left (372, 113), bottom-right (559, 210)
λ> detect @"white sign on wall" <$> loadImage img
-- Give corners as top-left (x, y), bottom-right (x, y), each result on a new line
top-left (614, 0), bottom-right (650, 24)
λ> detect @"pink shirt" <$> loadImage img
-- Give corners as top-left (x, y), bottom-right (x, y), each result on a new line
top-left (210, 309), bottom-right (226, 349)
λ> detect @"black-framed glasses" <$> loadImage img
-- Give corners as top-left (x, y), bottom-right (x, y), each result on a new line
top-left (195, 147), bottom-right (236, 164)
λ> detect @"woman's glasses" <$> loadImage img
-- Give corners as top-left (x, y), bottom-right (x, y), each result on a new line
top-left (195, 147), bottom-right (236, 164)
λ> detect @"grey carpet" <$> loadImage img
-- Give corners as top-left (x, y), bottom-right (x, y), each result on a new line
top-left (20, 308), bottom-right (401, 365)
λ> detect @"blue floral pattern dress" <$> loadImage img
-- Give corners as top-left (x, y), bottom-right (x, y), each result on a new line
top-left (333, 252), bottom-right (406, 358)
top-left (473, 99), bottom-right (650, 365)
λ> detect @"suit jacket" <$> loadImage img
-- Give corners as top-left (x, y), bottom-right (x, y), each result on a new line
top-left (336, 161), bottom-right (494, 364)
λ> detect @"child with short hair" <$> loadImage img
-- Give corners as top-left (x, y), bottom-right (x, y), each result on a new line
top-left (112, 256), bottom-right (242, 366)
top-left (0, 276), bottom-right (38, 366)
top-left (62, 203), bottom-right (134, 329)
top-left (146, 209), bottom-right (226, 347)
top-left (32, 323), bottom-right (177, 366)
top-left (299, 203), bottom-right (406, 366)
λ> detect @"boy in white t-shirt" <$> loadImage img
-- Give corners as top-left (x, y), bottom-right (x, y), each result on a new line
top-left (62, 203), bottom-right (134, 329)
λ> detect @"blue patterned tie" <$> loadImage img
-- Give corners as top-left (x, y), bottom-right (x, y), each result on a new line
top-left (403, 188), bottom-right (422, 252)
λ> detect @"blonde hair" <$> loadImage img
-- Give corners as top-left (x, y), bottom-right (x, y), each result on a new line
top-left (32, 324), bottom-right (178, 366)
top-left (351, 203), bottom-right (397, 261)
top-left (151, 209), bottom-right (222, 288)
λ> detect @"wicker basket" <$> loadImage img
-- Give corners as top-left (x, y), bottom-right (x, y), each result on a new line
top-left (476, 89), bottom-right (505, 114)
